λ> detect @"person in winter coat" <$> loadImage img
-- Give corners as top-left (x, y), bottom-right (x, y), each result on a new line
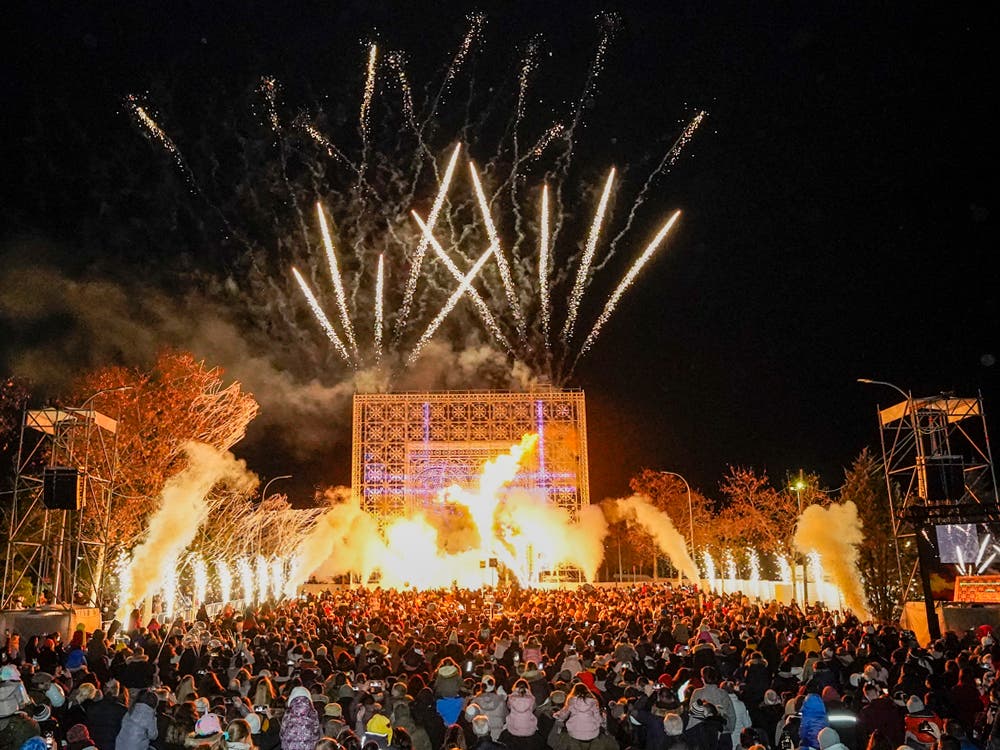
top-left (504, 680), bottom-right (537, 739)
top-left (469, 677), bottom-right (507, 741)
top-left (411, 688), bottom-right (445, 750)
top-left (798, 694), bottom-right (829, 750)
top-left (435, 661), bottom-right (463, 699)
top-left (391, 701), bottom-right (433, 750)
top-left (663, 713), bottom-right (691, 750)
top-left (553, 683), bottom-right (602, 743)
top-left (280, 689), bottom-right (322, 750)
top-left (470, 716), bottom-right (505, 750)
top-left (856, 684), bottom-right (903, 749)
top-left (739, 654), bottom-right (770, 709)
top-left (817, 728), bottom-right (849, 750)
top-left (116, 690), bottom-right (159, 750)
top-left (85, 680), bottom-right (128, 750)
top-left (902, 696), bottom-right (943, 750)
top-left (722, 683), bottom-right (751, 739)
top-left (687, 667), bottom-right (736, 747)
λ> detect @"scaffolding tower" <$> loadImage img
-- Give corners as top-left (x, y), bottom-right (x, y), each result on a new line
top-left (873, 389), bottom-right (998, 639)
top-left (2, 402), bottom-right (120, 608)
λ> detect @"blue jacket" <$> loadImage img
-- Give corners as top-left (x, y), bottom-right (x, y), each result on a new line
top-left (799, 695), bottom-right (828, 750)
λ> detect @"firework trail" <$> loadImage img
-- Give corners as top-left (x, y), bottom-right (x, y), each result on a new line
top-left (255, 555), bottom-right (269, 602)
top-left (237, 557), bottom-right (255, 603)
top-left (388, 51), bottom-right (418, 131)
top-left (360, 44), bottom-right (378, 142)
top-left (125, 95), bottom-right (188, 174)
top-left (395, 143), bottom-right (463, 339)
top-left (260, 76), bottom-right (281, 132)
top-left (299, 118), bottom-right (357, 171)
top-left (561, 167), bottom-right (616, 344)
top-left (374, 254), bottom-right (385, 364)
top-left (596, 111), bottom-right (705, 271)
top-left (215, 559), bottom-right (232, 603)
top-left (412, 211), bottom-right (512, 354)
top-left (193, 555), bottom-right (208, 604)
top-left (291, 267), bottom-right (353, 365)
top-left (539, 184), bottom-right (552, 349)
top-left (316, 203), bottom-right (359, 358)
top-left (408, 246), bottom-right (494, 365)
top-left (469, 161), bottom-right (525, 337)
top-left (425, 12), bottom-right (485, 123)
top-left (573, 210), bottom-right (681, 366)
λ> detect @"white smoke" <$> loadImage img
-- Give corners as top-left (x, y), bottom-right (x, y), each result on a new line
top-left (116, 441), bottom-right (257, 621)
top-left (604, 494), bottom-right (701, 583)
top-left (793, 501), bottom-right (870, 619)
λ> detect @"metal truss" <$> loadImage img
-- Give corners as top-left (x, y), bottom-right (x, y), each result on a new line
top-left (352, 388), bottom-right (589, 528)
top-left (2, 401), bottom-right (121, 608)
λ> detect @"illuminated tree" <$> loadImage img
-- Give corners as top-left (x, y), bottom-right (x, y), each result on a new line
top-left (67, 350), bottom-right (259, 548)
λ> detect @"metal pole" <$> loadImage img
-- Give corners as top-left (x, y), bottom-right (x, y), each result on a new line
top-left (659, 471), bottom-right (695, 557)
top-left (258, 475), bottom-right (292, 556)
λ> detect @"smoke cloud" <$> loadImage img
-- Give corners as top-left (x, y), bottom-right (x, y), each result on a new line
top-left (793, 501), bottom-right (870, 618)
top-left (116, 441), bottom-right (257, 621)
top-left (604, 494), bottom-right (700, 582)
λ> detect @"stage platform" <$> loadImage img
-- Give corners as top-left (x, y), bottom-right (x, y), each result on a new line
top-left (0, 605), bottom-right (102, 640)
top-left (901, 601), bottom-right (1000, 645)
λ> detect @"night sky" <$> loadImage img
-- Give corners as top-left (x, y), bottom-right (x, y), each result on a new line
top-left (3, 2), bottom-right (996, 503)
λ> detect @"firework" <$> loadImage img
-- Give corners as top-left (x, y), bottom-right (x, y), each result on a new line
top-left (575, 211), bottom-right (681, 364)
top-left (360, 44), bottom-right (378, 151)
top-left (374, 254), bottom-right (385, 364)
top-left (270, 558), bottom-right (285, 600)
top-left (562, 168), bottom-right (616, 344)
top-left (160, 565), bottom-right (177, 619)
top-left (539, 184), bottom-right (552, 347)
top-left (411, 211), bottom-right (511, 353)
top-left (192, 555), bottom-right (208, 606)
top-left (723, 550), bottom-right (737, 582)
top-left (776, 554), bottom-right (792, 583)
top-left (748, 549), bottom-right (761, 584)
top-left (291, 267), bottom-right (353, 365)
top-left (702, 549), bottom-right (716, 583)
top-left (408, 246), bottom-right (495, 365)
top-left (255, 555), bottom-right (270, 602)
top-left (316, 203), bottom-right (359, 358)
top-left (396, 143), bottom-right (462, 338)
top-left (808, 551), bottom-right (822, 587)
top-left (237, 557), bottom-right (255, 603)
top-left (215, 559), bottom-right (233, 603)
top-left (469, 161), bottom-right (525, 337)
top-left (260, 77), bottom-right (281, 132)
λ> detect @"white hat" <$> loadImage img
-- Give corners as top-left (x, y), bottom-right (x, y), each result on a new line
top-left (0, 665), bottom-right (20, 682)
top-left (245, 713), bottom-right (263, 734)
top-left (288, 685), bottom-right (312, 705)
top-left (46, 682), bottom-right (66, 708)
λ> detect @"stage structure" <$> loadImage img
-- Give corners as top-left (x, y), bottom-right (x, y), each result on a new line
top-left (2, 401), bottom-right (121, 609)
top-left (871, 389), bottom-right (998, 640)
top-left (352, 389), bottom-right (589, 529)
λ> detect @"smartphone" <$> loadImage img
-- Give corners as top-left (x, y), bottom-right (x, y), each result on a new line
top-left (465, 660), bottom-right (474, 673)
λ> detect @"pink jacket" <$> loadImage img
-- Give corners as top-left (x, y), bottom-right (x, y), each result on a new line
top-left (555, 695), bottom-right (602, 741)
top-left (506, 691), bottom-right (538, 737)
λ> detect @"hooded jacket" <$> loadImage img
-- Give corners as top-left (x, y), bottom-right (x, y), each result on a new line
top-left (115, 702), bottom-right (158, 750)
top-left (798, 694), bottom-right (829, 750)
top-left (472, 691), bottom-right (508, 740)
top-left (505, 691), bottom-right (538, 737)
top-left (554, 695), bottom-right (602, 741)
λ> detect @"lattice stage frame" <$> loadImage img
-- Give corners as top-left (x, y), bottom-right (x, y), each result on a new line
top-left (352, 389), bottom-right (589, 528)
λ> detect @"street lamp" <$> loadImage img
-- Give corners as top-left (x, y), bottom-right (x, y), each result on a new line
top-left (659, 470), bottom-right (695, 559)
top-left (261, 475), bottom-right (293, 500)
top-left (790, 471), bottom-right (808, 604)
top-left (258, 475), bottom-right (292, 556)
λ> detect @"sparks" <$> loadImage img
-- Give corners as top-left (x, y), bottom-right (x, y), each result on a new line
top-left (412, 211), bottom-right (512, 354)
top-left (237, 557), bottom-right (255, 603)
top-left (192, 555), bottom-right (208, 606)
top-left (316, 203), bottom-right (359, 359)
top-left (360, 44), bottom-right (378, 149)
top-left (562, 167), bottom-right (616, 344)
top-left (396, 143), bottom-right (462, 337)
top-left (215, 559), bottom-right (233, 604)
top-left (575, 211), bottom-right (681, 362)
top-left (539, 184), bottom-right (552, 348)
top-left (469, 161), bottom-right (525, 336)
top-left (374, 254), bottom-right (385, 364)
top-left (408, 246), bottom-right (494, 365)
top-left (291, 267), bottom-right (353, 365)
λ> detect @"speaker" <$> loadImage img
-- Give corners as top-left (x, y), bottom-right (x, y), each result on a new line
top-left (921, 455), bottom-right (966, 502)
top-left (42, 467), bottom-right (82, 510)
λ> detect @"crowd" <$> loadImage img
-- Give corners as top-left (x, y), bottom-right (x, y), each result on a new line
top-left (3, 584), bottom-right (1000, 750)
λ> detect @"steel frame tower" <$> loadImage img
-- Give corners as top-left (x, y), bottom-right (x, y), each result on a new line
top-left (2, 404), bottom-right (120, 608)
top-left (873, 390), bottom-right (998, 639)
top-left (352, 388), bottom-right (589, 529)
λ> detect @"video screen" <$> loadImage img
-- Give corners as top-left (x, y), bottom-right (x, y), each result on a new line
top-left (936, 524), bottom-right (980, 564)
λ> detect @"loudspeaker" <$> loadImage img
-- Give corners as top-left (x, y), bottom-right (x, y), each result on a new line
top-left (42, 467), bottom-right (82, 510)
top-left (921, 455), bottom-right (966, 502)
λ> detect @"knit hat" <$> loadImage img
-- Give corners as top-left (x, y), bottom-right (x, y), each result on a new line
top-left (0, 665), bottom-right (20, 682)
top-left (906, 696), bottom-right (924, 713)
top-left (663, 713), bottom-right (684, 737)
top-left (818, 728), bottom-right (841, 749)
top-left (481, 676), bottom-right (496, 692)
top-left (465, 703), bottom-right (481, 720)
top-left (437, 664), bottom-right (460, 679)
top-left (20, 738), bottom-right (48, 750)
top-left (67, 724), bottom-right (93, 745)
top-left (194, 713), bottom-right (224, 737)
top-left (30, 702), bottom-right (52, 722)
top-left (764, 690), bottom-right (781, 706)
top-left (821, 686), bottom-right (840, 702)
top-left (549, 690), bottom-right (566, 706)
top-left (324, 702), bottom-right (343, 718)
top-left (688, 700), bottom-right (712, 720)
top-left (75, 684), bottom-right (99, 703)
top-left (288, 686), bottom-right (312, 705)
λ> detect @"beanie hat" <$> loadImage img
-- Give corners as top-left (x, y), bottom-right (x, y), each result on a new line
top-left (906, 696), bottom-right (924, 713)
top-left (437, 664), bottom-right (460, 679)
top-left (194, 713), bottom-right (224, 737)
top-left (818, 728), bottom-right (841, 749)
top-left (821, 686), bottom-right (840, 702)
top-left (288, 686), bottom-right (312, 705)
top-left (549, 690), bottom-right (566, 706)
top-left (75, 684), bottom-right (99, 703)
top-left (465, 703), bottom-right (481, 720)
top-left (663, 713), bottom-right (684, 736)
top-left (245, 713), bottom-right (263, 734)
top-left (324, 703), bottom-right (343, 718)
top-left (764, 690), bottom-right (781, 706)
top-left (471, 715), bottom-right (491, 737)
top-left (46, 682), bottom-right (66, 708)
top-left (481, 676), bottom-right (495, 692)
top-left (0, 665), bottom-right (21, 682)
top-left (67, 724), bottom-right (93, 745)
top-left (21, 738), bottom-right (49, 750)
top-left (688, 700), bottom-right (710, 720)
